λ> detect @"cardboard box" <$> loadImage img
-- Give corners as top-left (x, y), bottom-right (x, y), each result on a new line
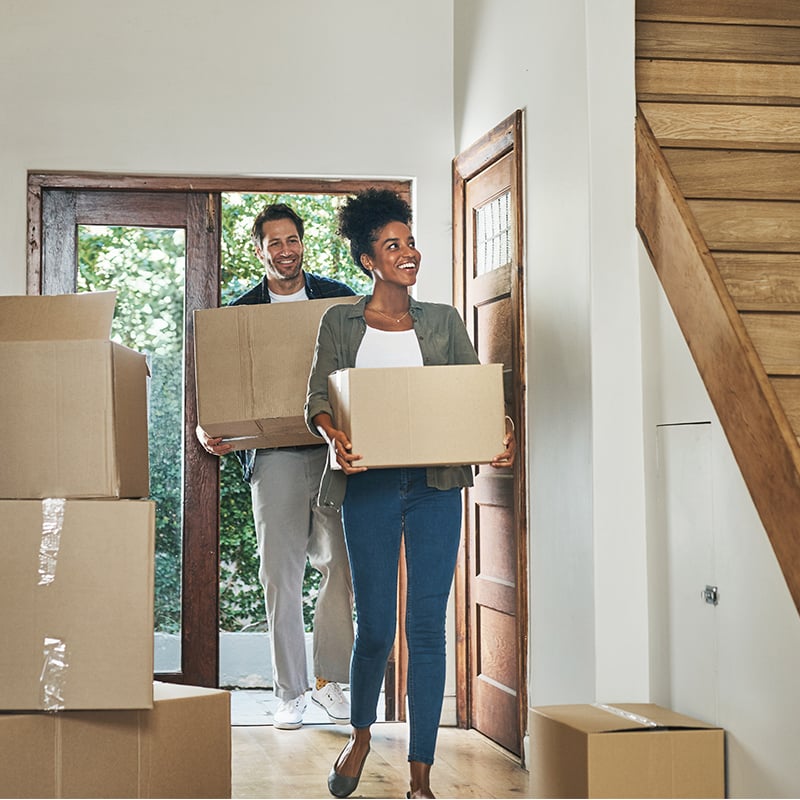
top-left (194, 296), bottom-right (358, 450)
top-left (0, 291), bottom-right (149, 499)
top-left (0, 682), bottom-right (231, 798)
top-left (327, 363), bottom-right (505, 468)
top-left (0, 499), bottom-right (155, 711)
top-left (529, 703), bottom-right (725, 798)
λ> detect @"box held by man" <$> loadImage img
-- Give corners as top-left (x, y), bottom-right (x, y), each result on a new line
top-left (194, 296), bottom-right (359, 450)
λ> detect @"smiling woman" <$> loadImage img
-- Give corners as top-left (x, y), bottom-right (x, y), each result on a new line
top-left (306, 188), bottom-right (515, 799)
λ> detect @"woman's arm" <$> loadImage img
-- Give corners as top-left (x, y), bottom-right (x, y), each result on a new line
top-left (306, 307), bottom-right (367, 473)
top-left (447, 306), bottom-right (481, 365)
top-left (305, 310), bottom-right (340, 435)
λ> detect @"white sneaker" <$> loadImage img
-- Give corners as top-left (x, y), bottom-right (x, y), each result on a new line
top-left (273, 694), bottom-right (307, 730)
top-left (311, 681), bottom-right (351, 724)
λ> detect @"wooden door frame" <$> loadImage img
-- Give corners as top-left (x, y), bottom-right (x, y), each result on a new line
top-left (452, 111), bottom-right (529, 750)
top-left (27, 172), bottom-right (411, 704)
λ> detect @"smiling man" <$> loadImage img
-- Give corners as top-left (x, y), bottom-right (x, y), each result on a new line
top-left (196, 203), bottom-right (356, 731)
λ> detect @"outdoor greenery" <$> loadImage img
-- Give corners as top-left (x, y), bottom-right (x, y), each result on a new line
top-left (77, 193), bottom-right (368, 635)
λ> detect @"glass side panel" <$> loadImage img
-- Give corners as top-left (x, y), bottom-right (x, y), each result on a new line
top-left (77, 225), bottom-right (186, 673)
top-left (475, 191), bottom-right (512, 276)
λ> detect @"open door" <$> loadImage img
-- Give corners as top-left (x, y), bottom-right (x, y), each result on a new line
top-left (452, 111), bottom-right (528, 757)
top-left (31, 183), bottom-right (221, 687)
top-left (29, 173), bottom-right (413, 705)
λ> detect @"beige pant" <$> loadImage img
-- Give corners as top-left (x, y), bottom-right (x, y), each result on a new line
top-left (250, 446), bottom-right (354, 700)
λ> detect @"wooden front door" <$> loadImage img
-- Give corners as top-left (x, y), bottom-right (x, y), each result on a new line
top-left (29, 173), bottom-right (412, 704)
top-left (32, 185), bottom-right (221, 687)
top-left (452, 111), bottom-right (527, 757)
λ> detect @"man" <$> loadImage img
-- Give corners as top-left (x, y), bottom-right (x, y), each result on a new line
top-left (197, 203), bottom-right (356, 730)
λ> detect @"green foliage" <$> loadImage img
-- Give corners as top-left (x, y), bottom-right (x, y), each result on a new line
top-left (77, 226), bottom-right (185, 354)
top-left (78, 227), bottom-right (185, 633)
top-left (77, 192), bottom-right (360, 636)
top-left (148, 348), bottom-right (183, 632)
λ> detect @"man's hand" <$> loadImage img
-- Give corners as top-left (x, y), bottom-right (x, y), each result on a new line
top-left (196, 424), bottom-right (233, 457)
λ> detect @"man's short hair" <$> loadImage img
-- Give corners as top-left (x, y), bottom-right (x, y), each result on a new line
top-left (251, 203), bottom-right (305, 248)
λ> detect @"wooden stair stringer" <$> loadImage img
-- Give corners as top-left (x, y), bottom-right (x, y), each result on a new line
top-left (636, 107), bottom-right (800, 614)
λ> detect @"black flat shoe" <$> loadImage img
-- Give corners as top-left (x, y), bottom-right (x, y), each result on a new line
top-left (327, 745), bottom-right (370, 798)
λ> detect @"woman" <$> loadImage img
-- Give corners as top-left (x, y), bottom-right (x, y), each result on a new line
top-left (305, 188), bottom-right (515, 799)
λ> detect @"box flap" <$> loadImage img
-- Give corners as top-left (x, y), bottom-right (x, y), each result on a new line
top-left (607, 702), bottom-right (721, 731)
top-left (0, 291), bottom-right (116, 342)
top-left (534, 703), bottom-right (719, 734)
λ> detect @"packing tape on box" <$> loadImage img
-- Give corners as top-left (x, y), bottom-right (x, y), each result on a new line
top-left (38, 499), bottom-right (69, 710)
top-left (40, 636), bottom-right (68, 711)
top-left (594, 703), bottom-right (660, 728)
top-left (38, 497), bottom-right (66, 586)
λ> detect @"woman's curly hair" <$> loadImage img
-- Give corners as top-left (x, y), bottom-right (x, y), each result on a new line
top-left (337, 188), bottom-right (413, 276)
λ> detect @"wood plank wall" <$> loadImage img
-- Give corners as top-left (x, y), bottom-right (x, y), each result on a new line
top-left (635, 0), bottom-right (800, 613)
top-left (637, 0), bottom-right (800, 431)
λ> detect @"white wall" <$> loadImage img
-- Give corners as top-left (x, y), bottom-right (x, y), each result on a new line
top-left (454, 0), bottom-right (647, 705)
top-left (0, 0), bottom-right (455, 303)
top-left (584, 1), bottom-right (649, 703)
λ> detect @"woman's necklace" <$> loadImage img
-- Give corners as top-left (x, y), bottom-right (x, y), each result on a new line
top-left (367, 304), bottom-right (410, 324)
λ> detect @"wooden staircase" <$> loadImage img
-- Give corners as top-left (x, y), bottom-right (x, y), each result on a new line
top-left (635, 0), bottom-right (800, 613)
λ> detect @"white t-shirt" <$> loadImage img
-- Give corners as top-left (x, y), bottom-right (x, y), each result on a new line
top-left (268, 286), bottom-right (308, 303)
top-left (355, 326), bottom-right (424, 368)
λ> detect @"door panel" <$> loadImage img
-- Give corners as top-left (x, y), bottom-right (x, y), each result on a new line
top-left (654, 422), bottom-right (717, 720)
top-left (453, 111), bottom-right (527, 757)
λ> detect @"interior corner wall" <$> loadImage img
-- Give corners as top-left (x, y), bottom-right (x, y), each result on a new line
top-left (0, 0), bottom-right (455, 304)
top-left (585, 1), bottom-right (649, 702)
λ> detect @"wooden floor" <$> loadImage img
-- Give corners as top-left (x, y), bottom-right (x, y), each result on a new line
top-left (232, 722), bottom-right (533, 799)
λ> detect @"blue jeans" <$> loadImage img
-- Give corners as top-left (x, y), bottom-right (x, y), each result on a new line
top-left (342, 467), bottom-right (462, 765)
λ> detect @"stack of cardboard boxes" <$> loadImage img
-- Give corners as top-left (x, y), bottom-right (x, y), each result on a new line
top-left (0, 292), bottom-right (231, 798)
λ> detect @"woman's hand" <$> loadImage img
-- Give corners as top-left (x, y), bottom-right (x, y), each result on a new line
top-left (313, 412), bottom-right (367, 475)
top-left (196, 424), bottom-right (233, 457)
top-left (490, 425), bottom-right (516, 469)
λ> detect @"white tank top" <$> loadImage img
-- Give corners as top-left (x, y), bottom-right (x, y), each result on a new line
top-left (355, 326), bottom-right (424, 368)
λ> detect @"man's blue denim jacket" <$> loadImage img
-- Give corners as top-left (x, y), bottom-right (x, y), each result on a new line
top-left (230, 271), bottom-right (356, 482)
